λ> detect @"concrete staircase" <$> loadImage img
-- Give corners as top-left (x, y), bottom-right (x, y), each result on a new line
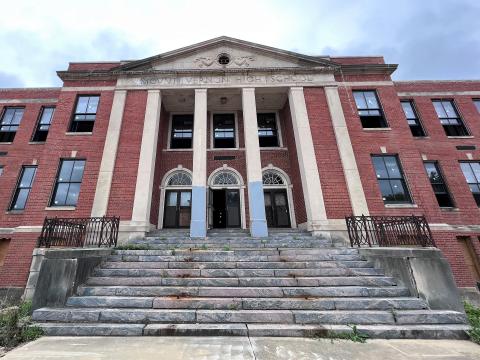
top-left (33, 230), bottom-right (470, 338)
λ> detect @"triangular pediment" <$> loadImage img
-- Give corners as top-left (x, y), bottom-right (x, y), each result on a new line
top-left (114, 36), bottom-right (338, 72)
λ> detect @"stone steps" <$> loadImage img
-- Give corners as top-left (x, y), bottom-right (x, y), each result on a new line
top-left (85, 275), bottom-right (397, 287)
top-left (100, 260), bottom-right (374, 269)
top-left (33, 308), bottom-right (466, 326)
top-left (32, 237), bottom-right (470, 339)
top-left (77, 285), bottom-right (410, 297)
top-left (93, 267), bottom-right (383, 277)
top-left (66, 296), bottom-right (429, 310)
top-left (33, 322), bottom-right (470, 338)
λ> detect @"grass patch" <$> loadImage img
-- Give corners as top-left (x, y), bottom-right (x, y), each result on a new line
top-left (465, 301), bottom-right (480, 344)
top-left (115, 244), bottom-right (151, 250)
top-left (314, 325), bottom-right (369, 343)
top-left (223, 245), bottom-right (231, 251)
top-left (201, 244), bottom-right (208, 250)
top-left (0, 300), bottom-right (44, 349)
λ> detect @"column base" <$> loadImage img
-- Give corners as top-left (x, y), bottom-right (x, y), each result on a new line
top-left (250, 219), bottom-right (268, 237)
top-left (190, 186), bottom-right (207, 238)
top-left (190, 220), bottom-right (207, 238)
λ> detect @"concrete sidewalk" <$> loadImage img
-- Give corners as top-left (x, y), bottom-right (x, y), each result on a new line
top-left (3, 336), bottom-right (480, 359)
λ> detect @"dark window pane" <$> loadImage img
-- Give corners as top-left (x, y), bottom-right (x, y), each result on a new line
top-left (213, 114), bottom-right (235, 148)
top-left (51, 159), bottom-right (85, 207)
top-left (58, 161), bottom-right (73, 182)
top-left (390, 179), bottom-right (410, 202)
top-left (258, 113), bottom-right (279, 147)
top-left (384, 156), bottom-right (401, 178)
top-left (70, 96), bottom-right (99, 132)
top-left (379, 179), bottom-right (394, 202)
top-left (474, 100), bottom-right (480, 114)
top-left (354, 91), bottom-right (386, 128)
top-left (10, 166), bottom-right (37, 210)
top-left (0, 108), bottom-right (24, 143)
top-left (19, 168), bottom-right (36, 187)
top-left (171, 114), bottom-right (193, 149)
top-left (372, 155), bottom-right (412, 204)
top-left (372, 157), bottom-right (388, 179)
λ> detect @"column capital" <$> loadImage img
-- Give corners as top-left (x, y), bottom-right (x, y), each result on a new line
top-left (195, 88), bottom-right (208, 93)
top-left (147, 89), bottom-right (161, 95)
top-left (289, 86), bottom-right (304, 92)
top-left (242, 87), bottom-right (256, 93)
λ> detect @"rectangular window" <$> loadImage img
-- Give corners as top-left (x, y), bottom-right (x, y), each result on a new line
top-left (353, 90), bottom-right (387, 128)
top-left (0, 166), bottom-right (3, 176)
top-left (372, 155), bottom-right (412, 204)
top-left (424, 162), bottom-right (454, 207)
top-left (32, 106), bottom-right (55, 142)
top-left (170, 114), bottom-right (193, 149)
top-left (10, 166), bottom-right (37, 210)
top-left (51, 159), bottom-right (85, 207)
top-left (474, 99), bottom-right (480, 114)
top-left (69, 95), bottom-right (99, 132)
top-left (257, 113), bottom-right (279, 147)
top-left (0, 107), bottom-right (24, 142)
top-left (401, 100), bottom-right (426, 137)
top-left (433, 100), bottom-right (468, 136)
top-left (460, 162), bottom-right (480, 206)
top-left (213, 113), bottom-right (235, 148)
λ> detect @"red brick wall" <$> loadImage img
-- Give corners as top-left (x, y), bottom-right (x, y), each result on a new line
top-left (107, 91), bottom-right (147, 219)
top-left (0, 233), bottom-right (37, 287)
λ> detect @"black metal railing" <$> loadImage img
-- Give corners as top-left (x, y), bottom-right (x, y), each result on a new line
top-left (345, 215), bottom-right (435, 248)
top-left (37, 216), bottom-right (120, 248)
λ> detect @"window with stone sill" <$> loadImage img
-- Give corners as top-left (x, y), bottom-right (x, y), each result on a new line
top-left (353, 90), bottom-right (387, 128)
top-left (372, 155), bottom-right (412, 204)
top-left (423, 161), bottom-right (454, 208)
top-left (10, 166), bottom-right (37, 211)
top-left (32, 106), bottom-right (55, 142)
top-left (433, 99), bottom-right (469, 137)
top-left (69, 95), bottom-right (99, 133)
top-left (213, 114), bottom-right (235, 148)
top-left (257, 113), bottom-right (279, 147)
top-left (170, 114), bottom-right (193, 149)
top-left (51, 159), bottom-right (85, 207)
top-left (401, 100), bottom-right (426, 137)
top-left (0, 107), bottom-right (24, 143)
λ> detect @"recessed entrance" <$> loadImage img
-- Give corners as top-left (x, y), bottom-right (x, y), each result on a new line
top-left (264, 189), bottom-right (290, 227)
top-left (211, 189), bottom-right (241, 228)
top-left (163, 190), bottom-right (192, 228)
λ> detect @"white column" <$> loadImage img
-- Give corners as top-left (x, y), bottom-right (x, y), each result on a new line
top-left (190, 89), bottom-right (208, 238)
top-left (288, 87), bottom-right (328, 231)
top-left (325, 86), bottom-right (369, 216)
top-left (131, 90), bottom-right (162, 227)
top-left (91, 90), bottom-right (127, 217)
top-left (242, 88), bottom-right (268, 237)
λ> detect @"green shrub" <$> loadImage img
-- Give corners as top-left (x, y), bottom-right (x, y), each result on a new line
top-left (0, 300), bottom-right (43, 348)
top-left (465, 302), bottom-right (480, 344)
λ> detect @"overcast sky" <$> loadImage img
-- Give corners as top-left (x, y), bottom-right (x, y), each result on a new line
top-left (1, 0), bottom-right (479, 87)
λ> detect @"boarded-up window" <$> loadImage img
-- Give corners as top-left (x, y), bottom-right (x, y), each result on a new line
top-left (457, 236), bottom-right (480, 283)
top-left (0, 238), bottom-right (11, 267)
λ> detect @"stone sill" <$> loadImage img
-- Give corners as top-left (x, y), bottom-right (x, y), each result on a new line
top-left (65, 132), bottom-right (93, 136)
top-left (0, 142), bottom-right (13, 145)
top-left (447, 136), bottom-right (474, 139)
top-left (207, 148), bottom-right (243, 151)
top-left (163, 148), bottom-right (193, 152)
top-left (28, 141), bottom-right (46, 145)
top-left (5, 210), bottom-right (24, 215)
top-left (363, 127), bottom-right (392, 131)
top-left (260, 147), bottom-right (288, 151)
top-left (384, 203), bottom-right (418, 208)
top-left (45, 206), bottom-right (76, 211)
top-left (440, 207), bottom-right (460, 212)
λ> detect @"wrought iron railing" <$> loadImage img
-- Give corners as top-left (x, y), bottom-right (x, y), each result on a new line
top-left (345, 215), bottom-right (435, 248)
top-left (37, 216), bottom-right (120, 248)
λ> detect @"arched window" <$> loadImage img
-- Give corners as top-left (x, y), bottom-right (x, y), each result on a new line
top-left (212, 171), bottom-right (239, 186)
top-left (167, 171), bottom-right (192, 186)
top-left (262, 170), bottom-right (284, 186)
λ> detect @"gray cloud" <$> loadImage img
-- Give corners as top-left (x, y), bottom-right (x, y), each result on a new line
top-left (0, 0), bottom-right (479, 86)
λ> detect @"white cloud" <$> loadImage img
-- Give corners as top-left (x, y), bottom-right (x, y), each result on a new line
top-left (0, 0), bottom-right (479, 86)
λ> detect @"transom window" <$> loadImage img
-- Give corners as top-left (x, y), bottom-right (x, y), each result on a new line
top-left (433, 100), bottom-right (469, 136)
top-left (212, 171), bottom-right (238, 186)
top-left (353, 90), bottom-right (387, 128)
top-left (167, 171), bottom-right (192, 186)
top-left (257, 113), bottom-right (279, 147)
top-left (460, 162), bottom-right (480, 206)
top-left (0, 107), bottom-right (24, 142)
top-left (262, 171), bottom-right (284, 186)
top-left (51, 159), bottom-right (85, 207)
top-left (401, 100), bottom-right (426, 137)
top-left (32, 106), bottom-right (55, 142)
top-left (213, 114), bottom-right (235, 148)
top-left (70, 95), bottom-right (99, 133)
top-left (10, 166), bottom-right (37, 211)
top-left (372, 155), bottom-right (412, 204)
top-left (170, 114), bottom-right (193, 149)
top-left (424, 162), bottom-right (454, 208)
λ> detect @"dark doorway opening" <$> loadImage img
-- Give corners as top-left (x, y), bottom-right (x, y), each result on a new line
top-left (264, 189), bottom-right (290, 228)
top-left (211, 189), bottom-right (240, 228)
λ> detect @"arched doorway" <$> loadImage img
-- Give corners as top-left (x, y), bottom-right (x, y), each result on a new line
top-left (262, 167), bottom-right (296, 228)
top-left (159, 168), bottom-right (192, 229)
top-left (208, 167), bottom-right (245, 229)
